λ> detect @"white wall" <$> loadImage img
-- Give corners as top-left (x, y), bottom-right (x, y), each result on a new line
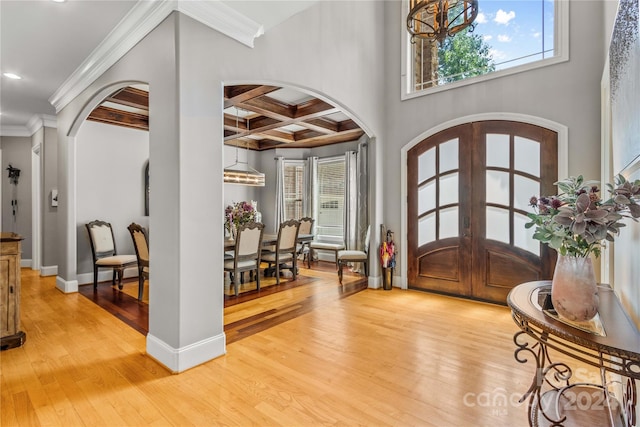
top-left (75, 121), bottom-right (149, 283)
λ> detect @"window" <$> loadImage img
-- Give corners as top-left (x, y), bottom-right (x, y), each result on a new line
top-left (403, 0), bottom-right (568, 96)
top-left (284, 161), bottom-right (304, 220)
top-left (316, 158), bottom-right (346, 239)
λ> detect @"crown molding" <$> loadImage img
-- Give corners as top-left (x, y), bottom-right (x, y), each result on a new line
top-left (177, 1), bottom-right (264, 48)
top-left (0, 126), bottom-right (31, 137)
top-left (49, 0), bottom-right (264, 114)
top-left (0, 114), bottom-right (57, 137)
top-left (49, 0), bottom-right (174, 112)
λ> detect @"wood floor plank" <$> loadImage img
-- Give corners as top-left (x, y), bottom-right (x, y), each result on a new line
top-left (3, 268), bottom-right (609, 426)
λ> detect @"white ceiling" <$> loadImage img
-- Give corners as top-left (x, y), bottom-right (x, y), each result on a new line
top-left (0, 0), bottom-right (316, 134)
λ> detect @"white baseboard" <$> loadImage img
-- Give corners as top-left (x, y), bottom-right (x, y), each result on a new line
top-left (77, 267), bottom-right (139, 286)
top-left (40, 265), bottom-right (58, 276)
top-left (146, 332), bottom-right (226, 373)
top-left (56, 276), bottom-right (78, 293)
top-left (21, 259), bottom-right (31, 268)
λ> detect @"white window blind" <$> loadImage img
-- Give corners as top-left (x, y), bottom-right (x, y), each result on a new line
top-left (284, 161), bottom-right (304, 220)
top-left (317, 158), bottom-right (345, 238)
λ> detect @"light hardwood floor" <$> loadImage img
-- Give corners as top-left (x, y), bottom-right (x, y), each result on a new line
top-left (2, 268), bottom-right (596, 426)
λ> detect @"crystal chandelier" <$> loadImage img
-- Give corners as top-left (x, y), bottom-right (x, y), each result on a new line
top-left (407, 0), bottom-right (479, 44)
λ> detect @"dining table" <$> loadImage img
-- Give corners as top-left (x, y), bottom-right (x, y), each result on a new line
top-left (224, 233), bottom-right (314, 251)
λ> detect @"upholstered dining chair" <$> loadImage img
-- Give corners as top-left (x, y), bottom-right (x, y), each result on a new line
top-left (224, 222), bottom-right (264, 296)
top-left (85, 220), bottom-right (138, 291)
top-left (127, 223), bottom-right (149, 301)
top-left (261, 219), bottom-right (300, 286)
top-left (296, 217), bottom-right (314, 269)
top-left (337, 225), bottom-right (371, 284)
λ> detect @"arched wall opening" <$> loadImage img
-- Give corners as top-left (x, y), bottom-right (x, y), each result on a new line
top-left (65, 80), bottom-right (150, 292)
top-left (221, 80), bottom-right (379, 288)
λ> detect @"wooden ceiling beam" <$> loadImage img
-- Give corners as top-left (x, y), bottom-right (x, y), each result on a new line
top-left (299, 117), bottom-right (339, 134)
top-left (293, 129), bottom-right (324, 140)
top-left (87, 106), bottom-right (149, 131)
top-left (239, 96), bottom-right (296, 120)
top-left (337, 119), bottom-right (360, 132)
top-left (223, 114), bottom-right (247, 132)
top-left (282, 129), bottom-right (365, 148)
top-left (107, 86), bottom-right (149, 111)
top-left (294, 98), bottom-right (335, 118)
top-left (223, 138), bottom-right (260, 151)
top-left (224, 85), bottom-right (280, 109)
top-left (257, 129), bottom-right (296, 143)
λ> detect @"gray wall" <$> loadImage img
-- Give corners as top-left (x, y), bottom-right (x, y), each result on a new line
top-left (41, 126), bottom-right (58, 270)
top-left (56, 3), bottom-right (386, 369)
top-left (76, 120), bottom-right (149, 284)
top-left (53, 0), bottom-right (623, 369)
top-left (382, 0), bottom-right (607, 276)
top-left (1, 136), bottom-right (32, 260)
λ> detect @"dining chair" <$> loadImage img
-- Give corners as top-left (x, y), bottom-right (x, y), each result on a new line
top-left (337, 225), bottom-right (371, 284)
top-left (224, 222), bottom-right (264, 296)
top-left (127, 223), bottom-right (149, 301)
top-left (261, 219), bottom-right (300, 286)
top-left (85, 220), bottom-right (138, 290)
top-left (297, 217), bottom-right (314, 269)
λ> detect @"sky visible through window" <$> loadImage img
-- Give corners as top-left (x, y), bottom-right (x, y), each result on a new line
top-left (473, 0), bottom-right (554, 70)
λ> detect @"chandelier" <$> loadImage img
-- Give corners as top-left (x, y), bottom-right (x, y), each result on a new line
top-left (407, 0), bottom-right (479, 44)
top-left (224, 108), bottom-right (265, 187)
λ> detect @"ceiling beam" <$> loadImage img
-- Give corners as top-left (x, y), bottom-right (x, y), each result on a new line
top-left (224, 85), bottom-right (280, 109)
top-left (87, 106), bottom-right (149, 131)
top-left (106, 86), bottom-right (149, 111)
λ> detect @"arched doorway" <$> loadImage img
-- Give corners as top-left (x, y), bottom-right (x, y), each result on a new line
top-left (407, 120), bottom-right (558, 303)
top-left (65, 81), bottom-right (149, 292)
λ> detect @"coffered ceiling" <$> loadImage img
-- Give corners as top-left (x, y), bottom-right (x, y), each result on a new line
top-left (87, 84), bottom-right (365, 151)
top-left (223, 85), bottom-right (365, 151)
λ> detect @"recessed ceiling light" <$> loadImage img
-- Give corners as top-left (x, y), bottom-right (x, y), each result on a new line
top-left (3, 73), bottom-right (22, 80)
top-left (52, 0), bottom-right (66, 3)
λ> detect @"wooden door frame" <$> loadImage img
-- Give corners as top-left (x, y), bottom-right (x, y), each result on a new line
top-left (400, 113), bottom-right (568, 290)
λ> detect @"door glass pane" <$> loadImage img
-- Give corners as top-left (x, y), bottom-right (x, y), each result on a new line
top-left (439, 206), bottom-right (459, 239)
top-left (514, 212), bottom-right (540, 256)
top-left (514, 137), bottom-right (540, 177)
top-left (418, 180), bottom-right (436, 215)
top-left (486, 206), bottom-right (509, 244)
top-left (439, 139), bottom-right (458, 173)
top-left (418, 212), bottom-right (436, 246)
top-left (486, 170), bottom-right (510, 206)
top-left (418, 148), bottom-right (435, 183)
top-left (439, 173), bottom-right (458, 206)
top-left (514, 175), bottom-right (539, 212)
top-left (486, 134), bottom-right (510, 168)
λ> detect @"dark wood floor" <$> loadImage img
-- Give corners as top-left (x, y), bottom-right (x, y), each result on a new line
top-left (78, 261), bottom-right (368, 343)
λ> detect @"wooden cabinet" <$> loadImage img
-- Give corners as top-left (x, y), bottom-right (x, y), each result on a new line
top-left (1, 232), bottom-right (25, 350)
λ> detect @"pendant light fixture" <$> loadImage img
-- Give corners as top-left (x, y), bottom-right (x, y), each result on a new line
top-left (407, 0), bottom-right (479, 44)
top-left (224, 107), bottom-right (265, 186)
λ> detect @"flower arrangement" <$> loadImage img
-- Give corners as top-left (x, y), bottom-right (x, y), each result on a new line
top-left (225, 201), bottom-right (256, 235)
top-left (526, 175), bottom-right (640, 258)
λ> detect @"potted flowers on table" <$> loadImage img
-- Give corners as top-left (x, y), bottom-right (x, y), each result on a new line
top-left (225, 201), bottom-right (257, 240)
top-left (526, 175), bottom-right (640, 322)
